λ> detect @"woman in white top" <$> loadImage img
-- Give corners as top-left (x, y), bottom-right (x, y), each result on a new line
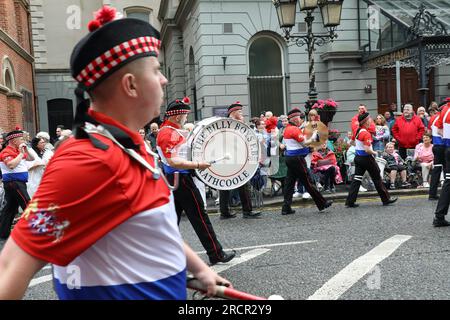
top-left (27, 137), bottom-right (54, 197)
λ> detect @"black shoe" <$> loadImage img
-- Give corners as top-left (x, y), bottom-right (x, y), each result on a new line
top-left (429, 196), bottom-right (439, 201)
top-left (345, 203), bottom-right (359, 208)
top-left (243, 211), bottom-right (261, 219)
top-left (209, 251), bottom-right (236, 265)
top-left (220, 213), bottom-right (237, 220)
top-left (433, 218), bottom-right (450, 227)
top-left (281, 209), bottom-right (296, 215)
top-left (383, 197), bottom-right (398, 206)
top-left (319, 200), bottom-right (333, 212)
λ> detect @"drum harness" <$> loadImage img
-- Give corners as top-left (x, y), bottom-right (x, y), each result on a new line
top-left (80, 121), bottom-right (179, 191)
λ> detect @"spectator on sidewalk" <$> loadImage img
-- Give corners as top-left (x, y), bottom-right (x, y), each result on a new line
top-left (27, 137), bottom-right (54, 198)
top-left (147, 122), bottom-right (159, 153)
top-left (311, 143), bottom-right (343, 193)
top-left (373, 114), bottom-right (390, 152)
top-left (383, 142), bottom-right (410, 189)
top-left (392, 104), bottom-right (425, 159)
top-left (417, 106), bottom-right (429, 128)
top-left (413, 132), bottom-right (434, 188)
top-left (384, 111), bottom-right (395, 131)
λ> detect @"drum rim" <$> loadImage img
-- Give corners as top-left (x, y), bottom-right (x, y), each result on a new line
top-left (190, 117), bottom-right (260, 190)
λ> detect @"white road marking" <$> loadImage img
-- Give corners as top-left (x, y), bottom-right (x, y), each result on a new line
top-left (211, 248), bottom-right (271, 273)
top-left (195, 240), bottom-right (317, 254)
top-left (308, 235), bottom-right (412, 300)
top-left (29, 275), bottom-right (53, 288)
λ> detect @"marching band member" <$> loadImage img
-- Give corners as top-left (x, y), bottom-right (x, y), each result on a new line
top-left (281, 108), bottom-right (332, 215)
top-left (432, 100), bottom-right (450, 227)
top-left (219, 102), bottom-right (262, 219)
top-left (0, 7), bottom-right (230, 299)
top-left (345, 112), bottom-right (397, 208)
top-left (157, 98), bottom-right (235, 265)
top-left (0, 129), bottom-right (34, 239)
top-left (428, 101), bottom-right (447, 200)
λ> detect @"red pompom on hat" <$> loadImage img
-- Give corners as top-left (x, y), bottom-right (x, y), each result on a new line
top-left (265, 116), bottom-right (278, 133)
top-left (87, 6), bottom-right (118, 33)
top-left (94, 6), bottom-right (117, 25)
top-left (183, 97), bottom-right (191, 104)
top-left (88, 20), bottom-right (101, 32)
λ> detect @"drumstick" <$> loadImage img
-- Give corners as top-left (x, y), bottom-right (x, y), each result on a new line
top-left (209, 154), bottom-right (231, 164)
top-left (187, 278), bottom-right (272, 300)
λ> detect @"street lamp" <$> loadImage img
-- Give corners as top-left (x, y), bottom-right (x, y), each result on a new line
top-left (273, 0), bottom-right (343, 102)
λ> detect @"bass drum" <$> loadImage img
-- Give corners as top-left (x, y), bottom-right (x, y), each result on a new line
top-left (189, 117), bottom-right (260, 191)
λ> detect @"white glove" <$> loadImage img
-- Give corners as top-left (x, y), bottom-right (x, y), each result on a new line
top-left (305, 130), bottom-right (318, 145)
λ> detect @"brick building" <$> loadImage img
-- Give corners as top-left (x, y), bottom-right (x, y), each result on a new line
top-left (0, 0), bottom-right (35, 135)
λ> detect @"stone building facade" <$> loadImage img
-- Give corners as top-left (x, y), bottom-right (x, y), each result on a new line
top-left (30, 0), bottom-right (161, 137)
top-left (30, 0), bottom-right (450, 134)
top-left (0, 0), bottom-right (35, 134)
top-left (158, 0), bottom-right (450, 131)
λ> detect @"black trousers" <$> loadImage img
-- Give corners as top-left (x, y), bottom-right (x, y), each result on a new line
top-left (429, 145), bottom-right (446, 198)
top-left (283, 156), bottom-right (326, 211)
top-left (0, 181), bottom-right (30, 239)
top-left (168, 174), bottom-right (224, 260)
top-left (219, 183), bottom-right (252, 215)
top-left (320, 166), bottom-right (336, 190)
top-left (345, 155), bottom-right (390, 205)
top-left (434, 147), bottom-right (450, 217)
top-left (398, 147), bottom-right (408, 161)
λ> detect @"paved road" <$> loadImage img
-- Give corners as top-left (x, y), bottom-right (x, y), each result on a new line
top-left (5, 194), bottom-right (450, 300)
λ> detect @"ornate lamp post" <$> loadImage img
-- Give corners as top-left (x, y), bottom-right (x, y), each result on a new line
top-left (273, 0), bottom-right (344, 102)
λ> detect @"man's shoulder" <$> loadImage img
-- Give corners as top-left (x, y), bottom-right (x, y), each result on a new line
top-left (53, 135), bottom-right (124, 163)
top-left (0, 146), bottom-right (17, 158)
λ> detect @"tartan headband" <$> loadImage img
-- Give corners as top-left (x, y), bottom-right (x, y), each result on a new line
top-left (75, 36), bottom-right (161, 88)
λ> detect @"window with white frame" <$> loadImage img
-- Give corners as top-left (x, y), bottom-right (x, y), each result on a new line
top-left (2, 57), bottom-right (15, 91)
top-left (124, 6), bottom-right (152, 23)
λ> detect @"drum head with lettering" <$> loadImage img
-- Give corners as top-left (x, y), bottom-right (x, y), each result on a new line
top-left (190, 118), bottom-right (259, 190)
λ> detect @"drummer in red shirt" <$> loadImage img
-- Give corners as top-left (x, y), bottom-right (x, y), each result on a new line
top-left (157, 97), bottom-right (235, 265)
top-left (432, 99), bottom-right (450, 227)
top-left (281, 108), bottom-right (332, 215)
top-left (345, 112), bottom-right (397, 208)
top-left (351, 104), bottom-right (376, 135)
top-left (428, 101), bottom-right (447, 200)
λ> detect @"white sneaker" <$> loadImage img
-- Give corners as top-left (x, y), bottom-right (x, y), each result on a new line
top-left (423, 182), bottom-right (430, 188)
top-left (359, 186), bottom-right (367, 192)
top-left (302, 192), bottom-right (311, 199)
top-left (293, 192), bottom-right (302, 198)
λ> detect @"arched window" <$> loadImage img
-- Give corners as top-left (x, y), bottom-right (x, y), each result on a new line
top-left (248, 35), bottom-right (285, 117)
top-left (124, 6), bottom-right (152, 23)
top-left (2, 57), bottom-right (15, 91)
